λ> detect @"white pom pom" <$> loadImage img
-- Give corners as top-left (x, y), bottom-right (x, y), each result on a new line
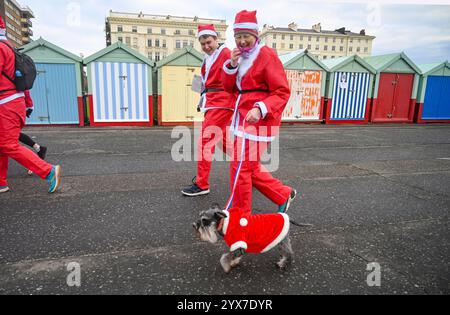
top-left (240, 218), bottom-right (248, 227)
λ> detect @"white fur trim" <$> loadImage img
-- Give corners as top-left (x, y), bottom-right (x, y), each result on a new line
top-left (203, 107), bottom-right (234, 113)
top-left (230, 241), bottom-right (248, 252)
top-left (255, 102), bottom-right (268, 119)
top-left (240, 218), bottom-right (248, 227)
top-left (222, 210), bottom-right (230, 235)
top-left (0, 92), bottom-right (25, 105)
top-left (0, 35), bottom-right (7, 40)
top-left (198, 30), bottom-right (218, 38)
top-left (261, 213), bottom-right (290, 253)
top-left (0, 30), bottom-right (6, 36)
top-left (223, 60), bottom-right (238, 75)
top-left (234, 23), bottom-right (258, 30)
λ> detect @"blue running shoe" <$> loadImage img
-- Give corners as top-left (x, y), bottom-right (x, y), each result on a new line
top-left (278, 189), bottom-right (297, 213)
top-left (46, 165), bottom-right (61, 194)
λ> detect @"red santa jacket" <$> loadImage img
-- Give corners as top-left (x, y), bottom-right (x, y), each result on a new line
top-left (222, 207), bottom-right (290, 254)
top-left (221, 43), bottom-right (291, 142)
top-left (0, 38), bottom-right (25, 105)
top-left (199, 44), bottom-right (235, 112)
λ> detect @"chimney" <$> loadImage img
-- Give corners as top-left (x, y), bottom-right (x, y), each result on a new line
top-left (312, 23), bottom-right (322, 33)
top-left (360, 29), bottom-right (366, 36)
top-left (288, 22), bottom-right (298, 31)
top-left (335, 27), bottom-right (346, 34)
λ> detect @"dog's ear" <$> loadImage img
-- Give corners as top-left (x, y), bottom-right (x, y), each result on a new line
top-left (211, 203), bottom-right (221, 210)
top-left (214, 210), bottom-right (227, 221)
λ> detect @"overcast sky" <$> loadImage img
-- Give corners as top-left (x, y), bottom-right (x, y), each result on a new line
top-left (21, 0), bottom-right (450, 65)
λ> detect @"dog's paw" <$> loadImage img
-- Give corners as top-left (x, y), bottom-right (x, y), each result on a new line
top-left (276, 257), bottom-right (291, 270)
top-left (220, 254), bottom-right (232, 274)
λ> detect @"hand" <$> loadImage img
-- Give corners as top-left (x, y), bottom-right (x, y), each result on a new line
top-left (26, 108), bottom-right (33, 118)
top-left (231, 48), bottom-right (241, 67)
top-left (245, 107), bottom-right (262, 124)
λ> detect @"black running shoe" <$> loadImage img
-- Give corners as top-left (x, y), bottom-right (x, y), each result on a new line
top-left (38, 146), bottom-right (47, 160)
top-left (182, 184), bottom-right (210, 197)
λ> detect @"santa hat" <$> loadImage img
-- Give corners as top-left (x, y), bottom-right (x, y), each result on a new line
top-left (198, 24), bottom-right (218, 38)
top-left (233, 10), bottom-right (259, 37)
top-left (0, 16), bottom-right (6, 37)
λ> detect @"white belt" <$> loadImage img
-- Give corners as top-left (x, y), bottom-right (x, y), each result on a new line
top-left (0, 92), bottom-right (25, 105)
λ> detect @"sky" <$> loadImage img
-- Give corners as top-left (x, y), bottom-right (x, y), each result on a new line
top-left (20, 0), bottom-right (450, 65)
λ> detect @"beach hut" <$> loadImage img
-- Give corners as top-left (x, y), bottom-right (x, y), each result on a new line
top-left (21, 38), bottom-right (84, 126)
top-left (84, 42), bottom-right (155, 127)
top-left (322, 55), bottom-right (376, 124)
top-left (364, 52), bottom-right (421, 123)
top-left (155, 46), bottom-right (204, 125)
top-left (416, 61), bottom-right (450, 123)
top-left (279, 49), bottom-right (329, 123)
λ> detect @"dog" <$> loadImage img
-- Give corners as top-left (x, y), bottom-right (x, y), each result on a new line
top-left (193, 203), bottom-right (293, 273)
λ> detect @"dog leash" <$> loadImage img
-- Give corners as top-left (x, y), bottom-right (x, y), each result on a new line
top-left (225, 119), bottom-right (247, 211)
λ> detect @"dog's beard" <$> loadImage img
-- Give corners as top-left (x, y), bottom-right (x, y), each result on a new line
top-left (199, 225), bottom-right (219, 244)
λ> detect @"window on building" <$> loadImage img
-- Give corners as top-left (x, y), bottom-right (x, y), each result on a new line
top-left (125, 37), bottom-right (131, 45)
top-left (118, 25), bottom-right (123, 32)
top-left (175, 30), bottom-right (181, 35)
top-left (308, 36), bottom-right (312, 41)
top-left (357, 47), bottom-right (361, 52)
top-left (340, 46), bottom-right (344, 52)
top-left (132, 26), bottom-right (137, 33)
top-left (189, 30), bottom-right (194, 36)
top-left (364, 47), bottom-right (368, 53)
top-left (341, 38), bottom-right (344, 44)
top-left (299, 44), bottom-right (303, 49)
top-left (349, 47), bottom-right (353, 52)
top-left (183, 40), bottom-right (188, 47)
top-left (366, 39), bottom-right (369, 43)
top-left (316, 45), bottom-right (320, 51)
top-left (316, 36), bottom-right (319, 42)
top-left (331, 56), bottom-right (335, 59)
top-left (148, 52), bottom-right (153, 60)
top-left (289, 44), bottom-right (294, 49)
top-left (161, 29), bottom-right (166, 35)
top-left (147, 28), bottom-right (152, 34)
top-left (323, 56), bottom-right (327, 59)
top-left (189, 41), bottom-right (194, 47)
top-left (307, 44), bottom-right (311, 50)
top-left (333, 37), bottom-right (336, 43)
top-left (324, 45), bottom-right (328, 51)
top-left (155, 52), bottom-right (160, 62)
top-left (272, 43), bottom-right (277, 49)
top-left (350, 38), bottom-right (353, 43)
top-left (282, 34), bottom-right (285, 40)
top-left (133, 38), bottom-right (138, 47)
top-left (176, 40), bottom-right (181, 49)
top-left (162, 53), bottom-right (167, 59)
top-left (300, 36), bottom-right (303, 41)
top-left (163, 40), bottom-right (166, 48)
top-left (324, 37), bottom-right (328, 43)
top-left (273, 34), bottom-right (276, 39)
top-left (290, 35), bottom-right (294, 40)
top-left (155, 39), bottom-right (160, 47)
top-left (332, 46), bottom-right (336, 51)
top-left (118, 37), bottom-right (123, 43)
top-left (147, 39), bottom-right (152, 47)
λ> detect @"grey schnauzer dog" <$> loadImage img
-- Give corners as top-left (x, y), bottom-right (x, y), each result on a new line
top-left (193, 203), bottom-right (294, 273)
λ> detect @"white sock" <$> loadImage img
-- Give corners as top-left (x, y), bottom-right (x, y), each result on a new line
top-left (33, 144), bottom-right (40, 152)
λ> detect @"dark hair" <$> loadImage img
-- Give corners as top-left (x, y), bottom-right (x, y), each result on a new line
top-left (199, 34), bottom-right (217, 41)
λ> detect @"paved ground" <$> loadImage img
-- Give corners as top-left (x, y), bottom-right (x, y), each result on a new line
top-left (0, 124), bottom-right (449, 295)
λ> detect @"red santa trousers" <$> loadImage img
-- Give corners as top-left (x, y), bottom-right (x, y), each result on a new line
top-left (196, 109), bottom-right (234, 190)
top-left (0, 98), bottom-right (52, 186)
top-left (230, 137), bottom-right (292, 214)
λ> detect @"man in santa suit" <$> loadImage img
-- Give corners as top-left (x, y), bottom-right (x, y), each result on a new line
top-left (182, 24), bottom-right (235, 197)
top-left (221, 10), bottom-right (297, 214)
top-left (0, 16), bottom-right (61, 194)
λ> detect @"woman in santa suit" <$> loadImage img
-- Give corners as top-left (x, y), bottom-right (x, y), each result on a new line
top-left (182, 24), bottom-right (235, 197)
top-left (222, 10), bottom-right (297, 214)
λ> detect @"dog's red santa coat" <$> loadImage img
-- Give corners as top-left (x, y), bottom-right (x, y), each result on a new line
top-left (222, 207), bottom-right (290, 254)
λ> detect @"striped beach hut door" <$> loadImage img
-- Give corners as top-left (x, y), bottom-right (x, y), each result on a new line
top-left (330, 72), bottom-right (370, 120)
top-left (91, 62), bottom-right (149, 123)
